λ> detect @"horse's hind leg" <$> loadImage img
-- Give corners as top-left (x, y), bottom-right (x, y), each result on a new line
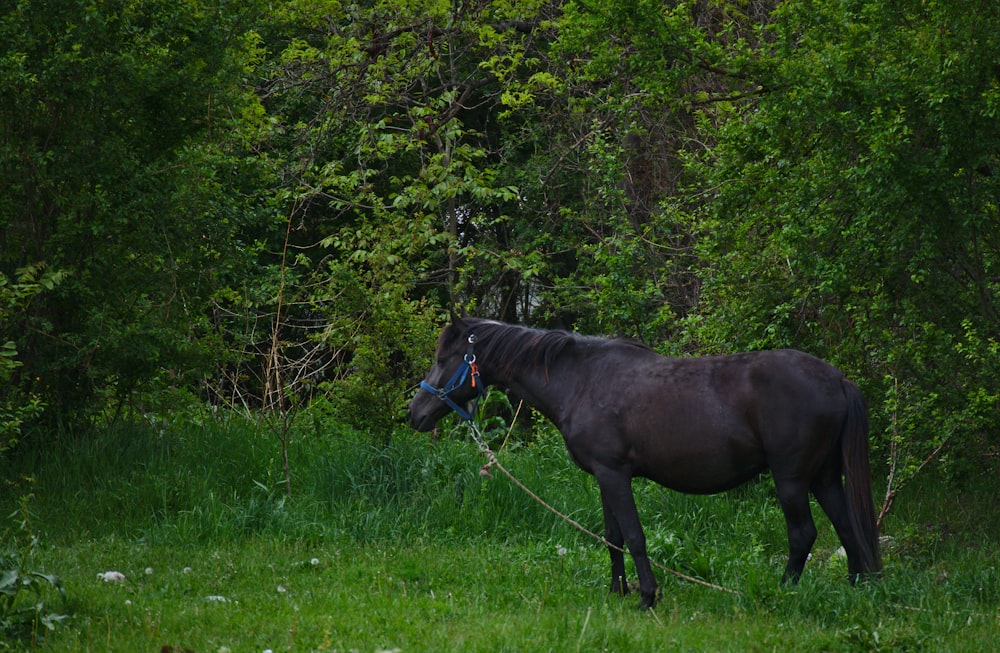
top-left (810, 465), bottom-right (864, 579)
top-left (774, 478), bottom-right (817, 583)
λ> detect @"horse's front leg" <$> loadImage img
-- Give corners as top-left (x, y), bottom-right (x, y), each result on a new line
top-left (595, 466), bottom-right (657, 609)
top-left (600, 488), bottom-right (628, 596)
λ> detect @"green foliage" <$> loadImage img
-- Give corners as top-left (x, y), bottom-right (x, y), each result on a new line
top-left (688, 0), bottom-right (1000, 475)
top-left (207, 0), bottom-right (553, 423)
top-left (309, 262), bottom-right (441, 433)
top-left (0, 264), bottom-right (65, 453)
top-left (0, 0), bottom-right (274, 421)
top-left (3, 0), bottom-right (999, 497)
top-left (0, 569), bottom-right (67, 643)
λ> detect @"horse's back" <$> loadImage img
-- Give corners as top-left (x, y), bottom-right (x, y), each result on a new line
top-left (572, 346), bottom-right (849, 493)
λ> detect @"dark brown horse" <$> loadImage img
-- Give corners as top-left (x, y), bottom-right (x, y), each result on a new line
top-left (407, 316), bottom-right (882, 609)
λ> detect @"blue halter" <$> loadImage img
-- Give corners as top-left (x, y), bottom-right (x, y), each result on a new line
top-left (419, 334), bottom-right (483, 422)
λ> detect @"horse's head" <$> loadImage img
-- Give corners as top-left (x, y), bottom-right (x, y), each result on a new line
top-left (407, 314), bottom-right (481, 432)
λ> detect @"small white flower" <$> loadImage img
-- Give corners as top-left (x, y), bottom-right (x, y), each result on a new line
top-left (125, 599), bottom-right (132, 606)
top-left (277, 585), bottom-right (287, 593)
top-left (183, 566), bottom-right (192, 574)
top-left (98, 571), bottom-right (126, 583)
top-left (206, 595), bottom-right (228, 603)
top-left (556, 545), bottom-right (568, 557)
top-left (310, 557), bottom-right (320, 566)
top-left (145, 567), bottom-right (153, 575)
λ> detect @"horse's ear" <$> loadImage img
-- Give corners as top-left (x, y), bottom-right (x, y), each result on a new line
top-left (450, 306), bottom-right (469, 325)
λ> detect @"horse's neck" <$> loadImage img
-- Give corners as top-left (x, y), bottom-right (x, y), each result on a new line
top-left (486, 356), bottom-right (576, 427)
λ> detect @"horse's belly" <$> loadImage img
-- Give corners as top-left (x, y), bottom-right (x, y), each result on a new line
top-left (647, 465), bottom-right (766, 494)
top-left (635, 442), bottom-right (767, 494)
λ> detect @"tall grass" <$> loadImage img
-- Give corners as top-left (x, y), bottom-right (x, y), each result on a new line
top-left (7, 407), bottom-right (1000, 579)
top-left (5, 410), bottom-right (605, 547)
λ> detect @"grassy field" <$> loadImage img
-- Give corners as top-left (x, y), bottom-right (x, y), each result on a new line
top-left (2, 410), bottom-right (998, 651)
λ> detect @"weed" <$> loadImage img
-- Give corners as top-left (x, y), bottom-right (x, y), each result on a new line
top-left (1, 480), bottom-right (68, 645)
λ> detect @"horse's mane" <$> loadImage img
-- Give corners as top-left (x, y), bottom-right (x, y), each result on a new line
top-left (464, 319), bottom-right (649, 379)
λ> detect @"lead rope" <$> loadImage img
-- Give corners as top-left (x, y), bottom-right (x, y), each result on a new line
top-left (463, 415), bottom-right (741, 596)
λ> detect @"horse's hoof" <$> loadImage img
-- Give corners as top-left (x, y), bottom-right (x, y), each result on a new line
top-left (610, 576), bottom-right (630, 596)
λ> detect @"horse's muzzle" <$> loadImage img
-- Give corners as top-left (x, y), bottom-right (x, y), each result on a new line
top-left (406, 403), bottom-right (441, 432)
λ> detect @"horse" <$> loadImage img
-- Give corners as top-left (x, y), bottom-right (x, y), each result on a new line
top-left (407, 316), bottom-right (882, 609)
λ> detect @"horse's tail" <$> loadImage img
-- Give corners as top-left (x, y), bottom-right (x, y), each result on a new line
top-left (840, 378), bottom-right (882, 577)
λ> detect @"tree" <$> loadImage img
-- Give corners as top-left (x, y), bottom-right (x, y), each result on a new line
top-left (232, 0), bottom-right (551, 427)
top-left (503, 0), bottom-right (772, 342)
top-left (0, 0), bottom-right (270, 422)
top-left (690, 0), bottom-right (1000, 476)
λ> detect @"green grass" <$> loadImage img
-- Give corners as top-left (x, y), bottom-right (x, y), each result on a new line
top-left (2, 410), bottom-right (998, 651)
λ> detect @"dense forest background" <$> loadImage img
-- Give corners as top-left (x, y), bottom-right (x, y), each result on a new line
top-left (2, 0), bottom-right (997, 484)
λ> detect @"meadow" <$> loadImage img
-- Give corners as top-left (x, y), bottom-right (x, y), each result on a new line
top-left (2, 409), bottom-right (998, 651)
